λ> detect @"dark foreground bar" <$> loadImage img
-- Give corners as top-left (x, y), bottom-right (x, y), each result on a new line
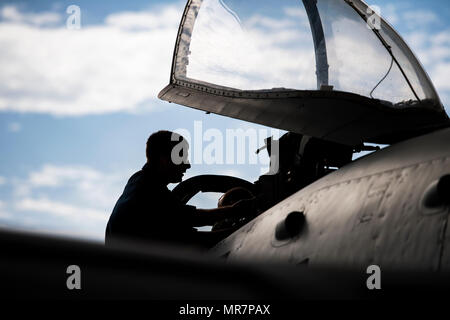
top-left (1, 228), bottom-right (449, 300)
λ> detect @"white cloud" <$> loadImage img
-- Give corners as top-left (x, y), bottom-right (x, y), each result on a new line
top-left (105, 7), bottom-right (181, 30)
top-left (1, 2), bottom-right (448, 116)
top-left (1, 164), bottom-right (134, 240)
top-left (0, 211), bottom-right (12, 220)
top-left (28, 165), bottom-right (102, 187)
top-left (24, 164), bottom-right (132, 208)
top-left (7, 122), bottom-right (21, 132)
top-left (429, 62), bottom-right (450, 92)
top-left (0, 200), bottom-right (13, 220)
top-left (373, 2), bottom-right (449, 111)
top-left (283, 7), bottom-right (308, 20)
top-left (0, 4), bottom-right (182, 116)
top-left (15, 197), bottom-right (108, 222)
top-left (377, 4), bottom-right (440, 30)
top-left (377, 3), bottom-right (400, 26)
top-left (0, 0), bottom-right (447, 120)
top-left (402, 29), bottom-right (450, 109)
top-left (0, 176), bottom-right (6, 185)
top-left (402, 10), bottom-right (439, 29)
top-left (1, 5), bottom-right (62, 26)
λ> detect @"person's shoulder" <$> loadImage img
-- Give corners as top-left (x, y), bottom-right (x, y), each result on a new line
top-left (128, 169), bottom-right (144, 182)
top-left (129, 170), bottom-right (169, 197)
top-left (118, 170), bottom-right (149, 198)
top-left (126, 169), bottom-right (151, 188)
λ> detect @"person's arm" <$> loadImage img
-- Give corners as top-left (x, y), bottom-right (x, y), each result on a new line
top-left (191, 198), bottom-right (256, 226)
top-left (192, 206), bottom-right (235, 226)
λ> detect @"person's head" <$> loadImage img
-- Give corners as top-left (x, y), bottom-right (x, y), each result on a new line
top-left (146, 130), bottom-right (191, 183)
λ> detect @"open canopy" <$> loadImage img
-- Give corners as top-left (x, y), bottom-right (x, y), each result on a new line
top-left (159, 0), bottom-right (449, 145)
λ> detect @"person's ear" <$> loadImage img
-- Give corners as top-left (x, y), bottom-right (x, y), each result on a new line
top-left (159, 155), bottom-right (169, 168)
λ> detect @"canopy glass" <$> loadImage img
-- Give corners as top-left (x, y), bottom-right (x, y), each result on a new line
top-left (173, 0), bottom-right (441, 109)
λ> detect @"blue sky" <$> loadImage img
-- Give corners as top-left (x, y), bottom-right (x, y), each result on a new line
top-left (0, 0), bottom-right (449, 241)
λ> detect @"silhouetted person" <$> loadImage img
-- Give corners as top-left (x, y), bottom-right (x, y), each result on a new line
top-left (105, 130), bottom-right (254, 249)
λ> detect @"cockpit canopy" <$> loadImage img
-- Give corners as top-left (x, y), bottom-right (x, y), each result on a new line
top-left (159, 0), bottom-right (449, 145)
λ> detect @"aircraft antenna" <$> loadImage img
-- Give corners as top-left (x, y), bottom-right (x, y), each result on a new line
top-left (370, 55), bottom-right (394, 99)
top-left (344, 0), bottom-right (420, 101)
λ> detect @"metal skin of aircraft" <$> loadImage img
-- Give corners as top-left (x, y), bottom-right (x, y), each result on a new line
top-left (1, 0), bottom-right (450, 301)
